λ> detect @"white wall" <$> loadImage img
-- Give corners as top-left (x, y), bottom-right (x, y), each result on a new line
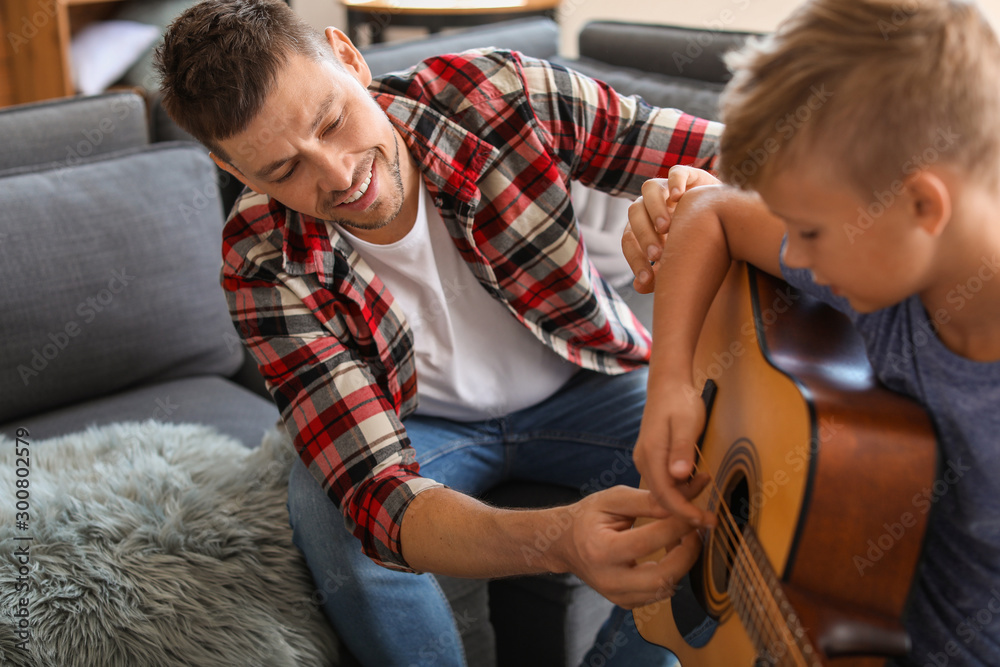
top-left (293, 0), bottom-right (1000, 57)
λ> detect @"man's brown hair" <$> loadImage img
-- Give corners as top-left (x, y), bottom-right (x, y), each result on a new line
top-left (154, 0), bottom-right (328, 162)
top-left (717, 0), bottom-right (1000, 194)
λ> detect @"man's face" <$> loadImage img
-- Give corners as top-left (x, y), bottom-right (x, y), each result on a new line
top-left (215, 34), bottom-right (407, 233)
top-left (758, 160), bottom-right (941, 313)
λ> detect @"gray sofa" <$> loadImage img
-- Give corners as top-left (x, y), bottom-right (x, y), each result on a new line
top-left (0, 17), bottom-right (756, 667)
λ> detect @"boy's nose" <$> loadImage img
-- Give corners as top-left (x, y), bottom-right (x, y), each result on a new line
top-left (781, 237), bottom-right (810, 270)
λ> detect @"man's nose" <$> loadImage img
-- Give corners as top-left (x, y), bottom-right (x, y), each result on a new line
top-left (314, 150), bottom-right (354, 193)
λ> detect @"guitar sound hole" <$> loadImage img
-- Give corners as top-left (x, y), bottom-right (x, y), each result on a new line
top-left (682, 458), bottom-right (757, 645)
top-left (710, 473), bottom-right (751, 604)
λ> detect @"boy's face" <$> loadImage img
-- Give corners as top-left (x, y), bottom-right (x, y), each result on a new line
top-left (757, 160), bottom-right (941, 313)
top-left (213, 31), bottom-right (409, 234)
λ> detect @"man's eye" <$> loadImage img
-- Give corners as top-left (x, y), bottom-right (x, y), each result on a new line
top-left (275, 166), bottom-right (296, 183)
top-left (798, 229), bottom-right (819, 240)
top-left (322, 114), bottom-right (344, 137)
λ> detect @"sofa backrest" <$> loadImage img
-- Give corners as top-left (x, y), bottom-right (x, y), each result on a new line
top-left (0, 142), bottom-right (243, 422)
top-left (0, 92), bottom-right (149, 172)
top-left (578, 21), bottom-right (761, 86)
top-left (361, 16), bottom-right (559, 77)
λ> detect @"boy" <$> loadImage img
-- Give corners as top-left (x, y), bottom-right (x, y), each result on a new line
top-left (623, 0), bottom-right (1000, 664)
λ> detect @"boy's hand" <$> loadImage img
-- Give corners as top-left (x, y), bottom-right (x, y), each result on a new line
top-left (633, 381), bottom-right (716, 528)
top-left (623, 166), bottom-right (722, 293)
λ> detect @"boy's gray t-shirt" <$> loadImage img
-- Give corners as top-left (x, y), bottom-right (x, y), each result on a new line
top-left (780, 247), bottom-right (1000, 667)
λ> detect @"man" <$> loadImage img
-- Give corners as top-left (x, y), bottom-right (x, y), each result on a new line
top-left (155, 1), bottom-right (720, 664)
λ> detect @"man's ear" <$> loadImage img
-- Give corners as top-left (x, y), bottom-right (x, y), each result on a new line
top-left (324, 26), bottom-right (372, 87)
top-left (210, 152), bottom-right (263, 195)
top-left (906, 169), bottom-right (952, 238)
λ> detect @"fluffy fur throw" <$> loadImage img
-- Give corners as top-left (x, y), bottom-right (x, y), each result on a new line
top-left (0, 421), bottom-right (340, 666)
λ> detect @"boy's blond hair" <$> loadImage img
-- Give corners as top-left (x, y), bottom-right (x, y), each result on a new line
top-left (718, 0), bottom-right (1000, 194)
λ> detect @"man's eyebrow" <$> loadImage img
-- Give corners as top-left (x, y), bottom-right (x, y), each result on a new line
top-left (309, 93), bottom-right (335, 134)
top-left (253, 93), bottom-right (337, 181)
top-left (255, 156), bottom-right (293, 181)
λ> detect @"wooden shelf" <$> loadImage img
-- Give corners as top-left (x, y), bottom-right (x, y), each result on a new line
top-left (65, 0), bottom-right (127, 5)
top-left (0, 0), bottom-right (129, 106)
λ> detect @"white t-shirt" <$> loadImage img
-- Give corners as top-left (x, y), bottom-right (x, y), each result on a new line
top-left (336, 184), bottom-right (578, 422)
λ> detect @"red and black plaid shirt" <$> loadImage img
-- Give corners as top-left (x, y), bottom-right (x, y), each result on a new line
top-left (221, 49), bottom-right (721, 570)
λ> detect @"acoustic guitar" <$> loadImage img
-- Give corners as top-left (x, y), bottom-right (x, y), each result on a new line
top-left (634, 262), bottom-right (938, 666)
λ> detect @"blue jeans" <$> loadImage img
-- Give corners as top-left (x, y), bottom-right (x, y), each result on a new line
top-left (287, 368), bottom-right (679, 667)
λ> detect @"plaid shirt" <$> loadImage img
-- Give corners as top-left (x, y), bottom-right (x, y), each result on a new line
top-left (221, 49), bottom-right (721, 570)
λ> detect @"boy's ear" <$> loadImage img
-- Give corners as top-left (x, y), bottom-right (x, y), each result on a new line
top-left (324, 27), bottom-right (372, 87)
top-left (906, 169), bottom-right (952, 237)
top-left (210, 153), bottom-right (264, 195)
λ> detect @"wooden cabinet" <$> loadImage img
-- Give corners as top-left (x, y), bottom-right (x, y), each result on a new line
top-left (0, 0), bottom-right (128, 106)
top-left (0, 11), bottom-right (12, 106)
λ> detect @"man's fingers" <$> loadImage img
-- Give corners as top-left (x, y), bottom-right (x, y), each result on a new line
top-left (597, 484), bottom-right (671, 519)
top-left (618, 514), bottom-right (695, 560)
top-left (602, 532), bottom-right (703, 609)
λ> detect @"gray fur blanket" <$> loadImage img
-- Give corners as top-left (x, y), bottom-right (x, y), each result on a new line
top-left (0, 421), bottom-right (340, 666)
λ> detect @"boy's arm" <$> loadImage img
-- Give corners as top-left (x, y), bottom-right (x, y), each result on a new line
top-left (628, 177), bottom-right (786, 524)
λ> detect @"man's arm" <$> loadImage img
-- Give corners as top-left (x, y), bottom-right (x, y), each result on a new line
top-left (400, 480), bottom-right (708, 608)
top-left (627, 177), bottom-right (786, 524)
top-left (516, 54), bottom-right (723, 198)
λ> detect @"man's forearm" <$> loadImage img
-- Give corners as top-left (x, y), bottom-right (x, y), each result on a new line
top-left (399, 487), bottom-right (569, 578)
top-left (397, 478), bottom-right (707, 608)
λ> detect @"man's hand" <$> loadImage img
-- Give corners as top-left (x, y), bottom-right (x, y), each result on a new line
top-left (622, 166), bottom-right (722, 293)
top-left (550, 478), bottom-right (709, 609)
top-left (633, 381), bottom-right (715, 528)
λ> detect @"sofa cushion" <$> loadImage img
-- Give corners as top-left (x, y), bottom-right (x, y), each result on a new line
top-left (0, 376), bottom-right (280, 449)
top-left (0, 92), bottom-right (148, 172)
top-left (0, 142), bottom-right (243, 423)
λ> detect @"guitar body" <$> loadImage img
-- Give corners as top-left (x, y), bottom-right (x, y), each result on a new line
top-left (635, 263), bottom-right (938, 666)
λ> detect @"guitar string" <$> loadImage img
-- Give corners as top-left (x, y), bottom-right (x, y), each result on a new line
top-left (709, 494), bottom-right (808, 667)
top-left (689, 450), bottom-right (812, 667)
top-left (703, 476), bottom-right (809, 667)
top-left (710, 496), bottom-right (802, 666)
top-left (699, 473), bottom-right (809, 667)
top-left (726, 517), bottom-right (804, 667)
